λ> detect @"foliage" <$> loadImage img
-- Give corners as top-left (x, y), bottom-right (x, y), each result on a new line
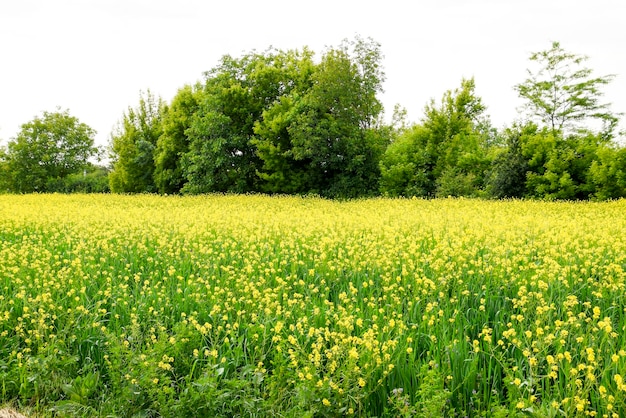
top-left (380, 78), bottom-right (493, 197)
top-left (4, 39), bottom-right (626, 201)
top-left (177, 37), bottom-right (387, 197)
top-left (109, 90), bottom-right (165, 193)
top-left (521, 127), bottom-right (602, 200)
top-left (181, 51), bottom-right (288, 194)
top-left (153, 84), bottom-right (204, 194)
top-left (379, 125), bottom-right (432, 197)
top-left (514, 41), bottom-right (621, 139)
top-left (254, 37), bottom-right (388, 197)
top-left (46, 165), bottom-right (110, 193)
top-left (0, 109), bottom-right (97, 193)
top-left (589, 144), bottom-right (626, 200)
top-left (487, 123), bottom-right (531, 199)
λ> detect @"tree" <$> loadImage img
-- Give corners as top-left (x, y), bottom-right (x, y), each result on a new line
top-left (0, 109), bottom-right (97, 193)
top-left (514, 41), bottom-right (621, 139)
top-left (379, 125), bottom-right (432, 197)
top-left (380, 78), bottom-right (493, 197)
top-left (589, 144), bottom-right (626, 200)
top-left (517, 126), bottom-right (601, 200)
top-left (486, 123), bottom-right (531, 199)
top-left (153, 84), bottom-right (203, 194)
top-left (249, 49), bottom-right (318, 194)
top-left (254, 36), bottom-right (387, 197)
top-left (109, 91), bottom-right (165, 193)
top-left (181, 50), bottom-right (291, 194)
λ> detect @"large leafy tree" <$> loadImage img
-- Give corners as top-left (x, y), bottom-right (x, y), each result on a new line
top-left (181, 50), bottom-right (296, 194)
top-left (254, 37), bottom-right (387, 197)
top-left (109, 91), bottom-right (165, 193)
top-left (521, 128), bottom-right (600, 200)
top-left (514, 41), bottom-right (621, 139)
top-left (249, 49), bottom-right (318, 194)
top-left (0, 109), bottom-right (97, 193)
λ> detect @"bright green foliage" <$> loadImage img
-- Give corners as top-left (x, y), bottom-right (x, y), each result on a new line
top-left (43, 164), bottom-right (110, 193)
top-left (179, 37), bottom-right (387, 197)
top-left (380, 78), bottom-right (493, 197)
top-left (515, 41), bottom-right (621, 139)
top-left (379, 125), bottom-right (432, 197)
top-left (589, 145), bottom-right (626, 200)
top-left (250, 50), bottom-right (318, 194)
top-left (0, 109), bottom-right (97, 193)
top-left (153, 85), bottom-right (204, 194)
top-left (521, 127), bottom-right (601, 200)
top-left (109, 91), bottom-right (165, 193)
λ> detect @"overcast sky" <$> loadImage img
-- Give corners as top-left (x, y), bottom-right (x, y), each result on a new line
top-left (1, 0), bottom-right (625, 148)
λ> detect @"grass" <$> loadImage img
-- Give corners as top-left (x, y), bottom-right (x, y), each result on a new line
top-left (0, 194), bottom-right (625, 417)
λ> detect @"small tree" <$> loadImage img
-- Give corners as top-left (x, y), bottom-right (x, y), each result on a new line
top-left (109, 91), bottom-right (165, 193)
top-left (380, 78), bottom-right (492, 197)
top-left (154, 84), bottom-right (204, 194)
top-left (487, 123), bottom-right (531, 199)
top-left (515, 41), bottom-right (621, 139)
top-left (0, 109), bottom-right (97, 193)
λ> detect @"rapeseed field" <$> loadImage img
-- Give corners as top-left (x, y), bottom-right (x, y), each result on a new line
top-left (1, 194), bottom-right (625, 417)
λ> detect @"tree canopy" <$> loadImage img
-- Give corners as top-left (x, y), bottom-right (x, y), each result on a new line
top-left (514, 41), bottom-right (621, 139)
top-left (0, 109), bottom-right (98, 193)
top-left (109, 91), bottom-right (165, 193)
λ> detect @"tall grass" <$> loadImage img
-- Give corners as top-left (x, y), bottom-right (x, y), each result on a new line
top-left (0, 194), bottom-right (625, 417)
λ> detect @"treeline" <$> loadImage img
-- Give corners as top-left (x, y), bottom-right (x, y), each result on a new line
top-left (1, 38), bottom-right (625, 199)
top-left (109, 37), bottom-right (387, 198)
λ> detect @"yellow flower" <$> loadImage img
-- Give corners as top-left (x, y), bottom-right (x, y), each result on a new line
top-left (322, 398), bottom-right (331, 407)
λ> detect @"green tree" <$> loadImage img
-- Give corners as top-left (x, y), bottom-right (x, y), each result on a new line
top-left (181, 50), bottom-right (294, 194)
top-left (153, 84), bottom-right (203, 194)
top-left (514, 41), bottom-right (621, 139)
top-left (588, 144), bottom-right (626, 200)
top-left (379, 125), bottom-right (432, 197)
top-left (250, 49), bottom-right (318, 194)
top-left (0, 109), bottom-right (97, 193)
top-left (109, 91), bottom-right (165, 193)
top-left (254, 37), bottom-right (387, 197)
top-left (520, 126), bottom-right (601, 200)
top-left (486, 123), bottom-right (531, 199)
top-left (380, 78), bottom-right (493, 197)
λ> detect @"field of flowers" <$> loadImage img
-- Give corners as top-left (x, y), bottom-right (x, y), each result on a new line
top-left (1, 194), bottom-right (625, 417)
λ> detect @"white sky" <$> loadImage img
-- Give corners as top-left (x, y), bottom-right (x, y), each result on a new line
top-left (1, 0), bottom-right (625, 149)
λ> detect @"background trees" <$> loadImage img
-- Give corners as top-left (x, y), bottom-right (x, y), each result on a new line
top-left (380, 78), bottom-right (494, 197)
top-left (514, 41), bottom-right (621, 139)
top-left (254, 37), bottom-right (387, 197)
top-left (2, 39), bottom-right (625, 200)
top-left (109, 91), bottom-right (164, 193)
top-left (0, 109), bottom-right (98, 193)
top-left (181, 49), bottom-right (303, 194)
top-left (153, 84), bottom-right (204, 194)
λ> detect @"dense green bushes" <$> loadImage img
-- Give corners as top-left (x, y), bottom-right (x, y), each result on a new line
top-left (2, 39), bottom-right (624, 199)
